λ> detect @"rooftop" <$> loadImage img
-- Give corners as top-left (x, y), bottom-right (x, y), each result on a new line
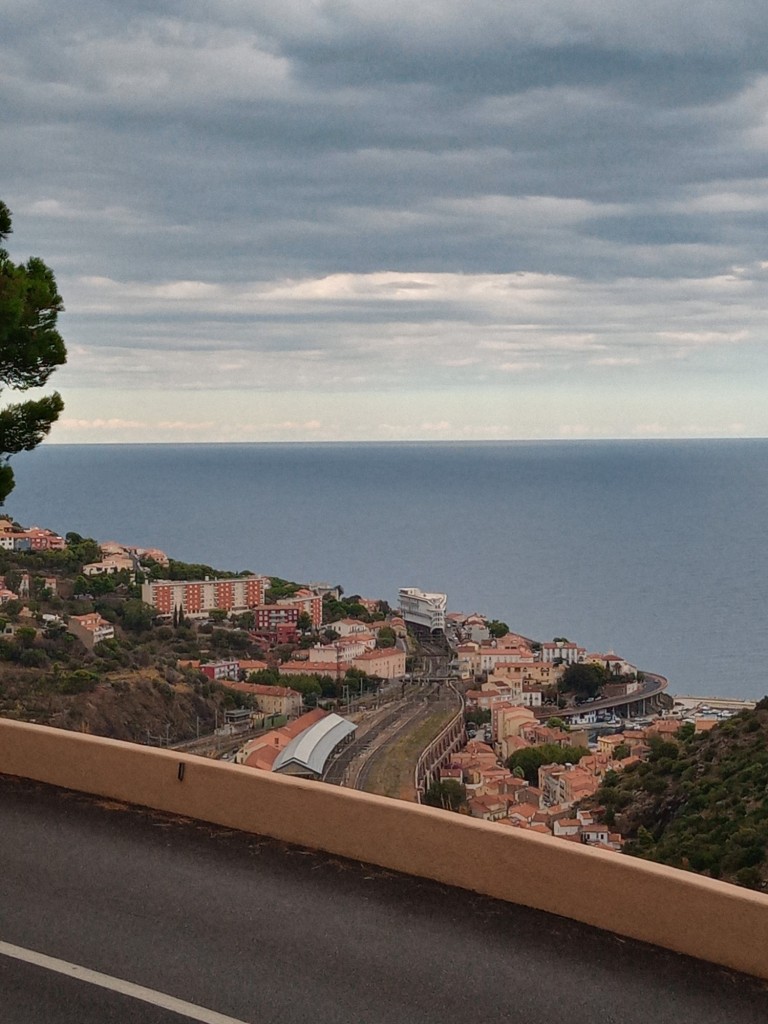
top-left (272, 712), bottom-right (356, 776)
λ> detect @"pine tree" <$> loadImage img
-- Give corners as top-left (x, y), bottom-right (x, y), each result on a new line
top-left (0, 201), bottom-right (67, 503)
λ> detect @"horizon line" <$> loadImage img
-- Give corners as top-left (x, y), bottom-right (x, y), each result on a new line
top-left (41, 434), bottom-right (768, 447)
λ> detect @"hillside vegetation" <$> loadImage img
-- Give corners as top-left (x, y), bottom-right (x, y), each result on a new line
top-left (0, 542), bottom-right (272, 741)
top-left (591, 700), bottom-right (768, 890)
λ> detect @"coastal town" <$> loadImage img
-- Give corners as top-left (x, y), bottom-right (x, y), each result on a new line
top-left (0, 515), bottom-right (756, 865)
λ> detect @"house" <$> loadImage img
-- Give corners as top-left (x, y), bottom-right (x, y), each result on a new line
top-left (580, 824), bottom-right (622, 850)
top-left (83, 554), bottom-right (135, 576)
top-left (128, 546), bottom-right (170, 566)
top-left (67, 613), bottom-right (115, 650)
top-left (279, 659), bottom-right (344, 680)
top-left (249, 604), bottom-right (300, 639)
top-left (538, 761), bottom-right (603, 808)
top-left (464, 615), bottom-right (490, 644)
top-left (507, 802), bottom-right (540, 824)
top-left (455, 643), bottom-right (480, 680)
top-left (352, 648), bottom-right (406, 679)
top-left (468, 795), bottom-right (508, 821)
top-left (332, 618), bottom-right (372, 638)
top-left (478, 645), bottom-right (529, 674)
top-left (586, 651), bottom-right (637, 676)
top-left (492, 704), bottom-right (536, 744)
top-left (14, 527), bottom-right (66, 551)
top-left (222, 682), bottom-right (303, 719)
top-left (200, 660), bottom-right (240, 681)
top-left (466, 680), bottom-right (523, 711)
top-left (238, 659), bottom-right (270, 676)
top-left (540, 642), bottom-right (586, 665)
top-left (311, 639), bottom-right (371, 664)
top-left (485, 673), bottom-right (523, 703)
top-left (597, 734), bottom-right (628, 757)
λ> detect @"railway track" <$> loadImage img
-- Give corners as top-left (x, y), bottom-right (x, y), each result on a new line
top-left (323, 686), bottom-right (440, 787)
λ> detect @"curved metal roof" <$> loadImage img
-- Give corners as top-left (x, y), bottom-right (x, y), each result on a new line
top-left (272, 713), bottom-right (356, 776)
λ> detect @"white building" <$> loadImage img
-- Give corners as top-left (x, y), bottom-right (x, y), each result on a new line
top-left (398, 587), bottom-right (447, 633)
top-left (540, 641), bottom-right (586, 665)
top-left (310, 639), bottom-right (371, 664)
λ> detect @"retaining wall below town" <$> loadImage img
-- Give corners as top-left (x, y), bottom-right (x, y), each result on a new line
top-left (2, 718), bottom-right (768, 980)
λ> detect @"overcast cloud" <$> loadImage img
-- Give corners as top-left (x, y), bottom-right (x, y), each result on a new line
top-left (3, 0), bottom-right (768, 441)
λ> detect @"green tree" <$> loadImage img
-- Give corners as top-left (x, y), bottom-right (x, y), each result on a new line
top-left (121, 599), bottom-right (154, 633)
top-left (677, 721), bottom-right (696, 742)
top-left (545, 717), bottom-right (570, 731)
top-left (0, 201), bottom-right (66, 503)
top-left (505, 743), bottom-right (591, 784)
top-left (423, 779), bottom-right (467, 812)
top-left (465, 707), bottom-right (492, 727)
top-left (297, 611), bottom-right (312, 632)
top-left (558, 662), bottom-right (608, 700)
top-left (73, 574), bottom-right (90, 596)
top-left (487, 620), bottom-right (509, 638)
top-left (376, 625), bottom-right (396, 648)
top-left (248, 667), bottom-right (281, 685)
top-left (14, 625), bottom-right (36, 649)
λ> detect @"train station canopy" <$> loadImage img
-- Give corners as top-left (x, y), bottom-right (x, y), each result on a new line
top-left (272, 712), bottom-right (356, 777)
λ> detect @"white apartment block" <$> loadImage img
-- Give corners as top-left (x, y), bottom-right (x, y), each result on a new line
top-left (399, 587), bottom-right (447, 633)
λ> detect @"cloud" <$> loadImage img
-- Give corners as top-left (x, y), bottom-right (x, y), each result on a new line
top-left (58, 417), bottom-right (148, 430)
top-left (3, 1), bottom-right (768, 439)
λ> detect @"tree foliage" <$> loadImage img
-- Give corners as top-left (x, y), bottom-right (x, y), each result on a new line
top-left (505, 743), bottom-right (591, 784)
top-left (0, 202), bottom-right (66, 503)
top-left (424, 779), bottom-right (467, 812)
top-left (589, 703), bottom-right (768, 890)
top-left (376, 625), bottom-right (396, 648)
top-left (322, 593), bottom-right (372, 624)
top-left (558, 662), bottom-right (609, 699)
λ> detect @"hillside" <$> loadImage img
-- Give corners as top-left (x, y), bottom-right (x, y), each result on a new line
top-left (0, 534), bottom-right (275, 742)
top-left (591, 700), bottom-right (768, 890)
top-left (0, 524), bottom-right (392, 743)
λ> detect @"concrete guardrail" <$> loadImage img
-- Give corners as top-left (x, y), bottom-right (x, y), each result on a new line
top-left (1, 717), bottom-right (767, 981)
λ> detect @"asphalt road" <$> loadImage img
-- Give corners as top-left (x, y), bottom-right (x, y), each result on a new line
top-left (1, 774), bottom-right (767, 1023)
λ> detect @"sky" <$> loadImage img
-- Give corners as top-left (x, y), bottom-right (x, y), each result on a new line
top-left (3, 0), bottom-right (768, 443)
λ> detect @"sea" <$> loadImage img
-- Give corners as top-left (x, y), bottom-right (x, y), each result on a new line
top-left (6, 439), bottom-right (768, 701)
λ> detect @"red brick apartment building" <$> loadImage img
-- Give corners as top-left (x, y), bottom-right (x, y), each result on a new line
top-left (141, 576), bottom-right (268, 617)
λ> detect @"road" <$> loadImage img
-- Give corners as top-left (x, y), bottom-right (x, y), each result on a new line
top-left (538, 672), bottom-right (670, 720)
top-left (1, 774), bottom-right (767, 1023)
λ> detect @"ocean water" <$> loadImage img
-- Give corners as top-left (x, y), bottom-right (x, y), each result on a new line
top-left (7, 439), bottom-right (768, 700)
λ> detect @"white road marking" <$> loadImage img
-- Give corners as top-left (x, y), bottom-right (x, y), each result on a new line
top-left (0, 940), bottom-right (252, 1024)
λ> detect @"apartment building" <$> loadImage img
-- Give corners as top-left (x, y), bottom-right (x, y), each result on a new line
top-left (141, 575), bottom-right (268, 617)
top-left (276, 589), bottom-right (323, 628)
top-left (67, 613), bottom-right (115, 650)
top-left (399, 587), bottom-right (447, 633)
top-left (352, 648), bottom-right (406, 679)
